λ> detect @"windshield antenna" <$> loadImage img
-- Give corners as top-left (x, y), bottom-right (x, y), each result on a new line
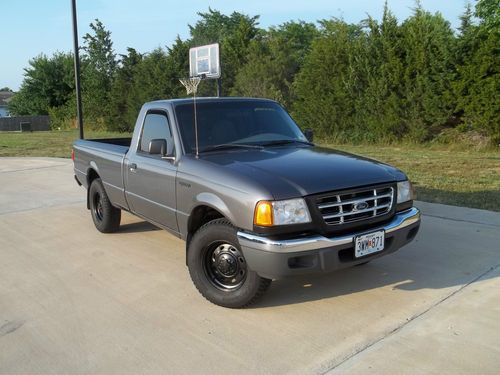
top-left (179, 75), bottom-right (203, 157)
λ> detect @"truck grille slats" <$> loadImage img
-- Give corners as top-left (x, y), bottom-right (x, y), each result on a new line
top-left (316, 186), bottom-right (394, 225)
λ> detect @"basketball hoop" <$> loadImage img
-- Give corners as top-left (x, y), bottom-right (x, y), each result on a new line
top-left (180, 43), bottom-right (221, 157)
top-left (179, 77), bottom-right (202, 95)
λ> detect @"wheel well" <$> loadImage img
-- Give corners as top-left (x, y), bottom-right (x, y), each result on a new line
top-left (87, 168), bottom-right (100, 186)
top-left (86, 169), bottom-right (100, 209)
top-left (187, 205), bottom-right (225, 246)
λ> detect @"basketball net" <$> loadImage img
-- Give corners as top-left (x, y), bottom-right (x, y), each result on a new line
top-left (179, 77), bottom-right (201, 95)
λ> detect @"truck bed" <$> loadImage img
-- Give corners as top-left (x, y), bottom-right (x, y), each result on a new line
top-left (74, 138), bottom-right (131, 156)
top-left (86, 137), bottom-right (132, 147)
top-left (73, 138), bottom-right (132, 210)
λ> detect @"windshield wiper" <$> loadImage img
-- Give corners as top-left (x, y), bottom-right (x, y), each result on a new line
top-left (261, 139), bottom-right (314, 147)
top-left (199, 143), bottom-right (264, 153)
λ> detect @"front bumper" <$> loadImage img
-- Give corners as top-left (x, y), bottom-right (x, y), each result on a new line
top-left (237, 207), bottom-right (421, 279)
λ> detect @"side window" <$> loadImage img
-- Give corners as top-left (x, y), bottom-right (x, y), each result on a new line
top-left (139, 112), bottom-right (172, 153)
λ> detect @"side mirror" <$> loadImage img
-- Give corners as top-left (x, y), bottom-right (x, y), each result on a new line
top-left (149, 138), bottom-right (175, 160)
top-left (149, 139), bottom-right (167, 155)
top-left (304, 129), bottom-right (314, 143)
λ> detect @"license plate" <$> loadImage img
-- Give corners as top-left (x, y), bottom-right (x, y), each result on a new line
top-left (354, 230), bottom-right (385, 258)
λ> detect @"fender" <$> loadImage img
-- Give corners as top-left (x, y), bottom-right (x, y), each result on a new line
top-left (88, 161), bottom-right (99, 176)
top-left (190, 192), bottom-right (237, 226)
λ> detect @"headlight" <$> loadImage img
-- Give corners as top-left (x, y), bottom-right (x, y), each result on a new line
top-left (254, 198), bottom-right (311, 226)
top-left (397, 180), bottom-right (415, 203)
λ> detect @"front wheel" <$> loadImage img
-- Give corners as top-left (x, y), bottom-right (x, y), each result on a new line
top-left (187, 219), bottom-right (271, 308)
top-left (89, 178), bottom-right (121, 233)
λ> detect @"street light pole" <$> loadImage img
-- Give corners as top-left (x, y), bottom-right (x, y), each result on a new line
top-left (71, 0), bottom-right (84, 139)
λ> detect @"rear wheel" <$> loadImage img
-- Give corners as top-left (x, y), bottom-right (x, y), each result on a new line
top-left (89, 178), bottom-right (121, 233)
top-left (187, 218), bottom-right (271, 308)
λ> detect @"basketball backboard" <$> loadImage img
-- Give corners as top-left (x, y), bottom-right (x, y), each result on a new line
top-left (189, 43), bottom-right (220, 79)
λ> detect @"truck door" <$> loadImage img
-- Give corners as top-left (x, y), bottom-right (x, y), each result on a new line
top-left (124, 110), bottom-right (178, 231)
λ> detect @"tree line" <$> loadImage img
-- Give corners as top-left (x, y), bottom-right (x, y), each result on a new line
top-left (9, 1), bottom-right (499, 144)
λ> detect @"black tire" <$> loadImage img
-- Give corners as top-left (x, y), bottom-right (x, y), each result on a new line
top-left (89, 178), bottom-right (121, 233)
top-left (187, 218), bottom-right (271, 308)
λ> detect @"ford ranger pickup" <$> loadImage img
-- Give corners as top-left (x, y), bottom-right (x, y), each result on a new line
top-left (73, 97), bottom-right (421, 308)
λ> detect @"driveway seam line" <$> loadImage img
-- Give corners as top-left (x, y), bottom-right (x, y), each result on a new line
top-left (0, 164), bottom-right (69, 174)
top-left (320, 263), bottom-right (500, 374)
top-left (421, 213), bottom-right (500, 228)
top-left (0, 200), bottom-right (85, 216)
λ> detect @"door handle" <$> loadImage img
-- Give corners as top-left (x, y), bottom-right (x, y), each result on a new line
top-left (129, 163), bottom-right (137, 172)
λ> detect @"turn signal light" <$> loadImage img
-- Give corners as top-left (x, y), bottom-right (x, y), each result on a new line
top-left (254, 201), bottom-right (273, 226)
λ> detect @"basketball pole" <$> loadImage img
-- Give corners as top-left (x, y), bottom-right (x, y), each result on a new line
top-left (71, 0), bottom-right (84, 139)
top-left (194, 85), bottom-right (199, 157)
top-left (217, 44), bottom-right (221, 97)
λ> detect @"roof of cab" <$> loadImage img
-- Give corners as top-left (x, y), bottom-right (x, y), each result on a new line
top-left (146, 97), bottom-right (277, 107)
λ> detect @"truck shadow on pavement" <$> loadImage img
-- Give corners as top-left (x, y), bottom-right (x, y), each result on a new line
top-left (116, 212), bottom-right (499, 309)
top-left (255, 259), bottom-right (499, 308)
top-left (251, 231), bottom-right (500, 308)
top-left (119, 221), bottom-right (160, 233)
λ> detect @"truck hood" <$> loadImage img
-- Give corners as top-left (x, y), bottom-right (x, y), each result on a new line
top-left (200, 146), bottom-right (406, 199)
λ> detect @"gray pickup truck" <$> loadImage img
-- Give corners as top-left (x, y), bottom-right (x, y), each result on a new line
top-left (73, 97), bottom-right (420, 308)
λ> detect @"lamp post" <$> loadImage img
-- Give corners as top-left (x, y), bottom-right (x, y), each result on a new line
top-left (71, 0), bottom-right (84, 139)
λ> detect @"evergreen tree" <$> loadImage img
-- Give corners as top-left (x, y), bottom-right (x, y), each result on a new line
top-left (125, 48), bottom-right (170, 122)
top-left (356, 4), bottom-right (405, 140)
top-left (106, 48), bottom-right (143, 132)
top-left (292, 20), bottom-right (366, 139)
top-left (232, 21), bottom-right (318, 107)
top-left (164, 36), bottom-right (191, 99)
top-left (82, 19), bottom-right (117, 127)
top-left (399, 6), bottom-right (456, 140)
top-left (454, 0), bottom-right (499, 141)
top-left (9, 5), bottom-right (498, 144)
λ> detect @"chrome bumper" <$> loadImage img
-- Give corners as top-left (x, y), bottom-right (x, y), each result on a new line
top-left (237, 207), bottom-right (421, 253)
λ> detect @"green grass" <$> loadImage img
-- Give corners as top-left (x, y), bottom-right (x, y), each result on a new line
top-left (0, 130), bottom-right (131, 158)
top-left (324, 143), bottom-right (500, 212)
top-left (0, 131), bottom-right (498, 211)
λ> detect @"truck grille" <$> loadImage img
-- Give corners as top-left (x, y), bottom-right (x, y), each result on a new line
top-left (316, 186), bottom-right (394, 225)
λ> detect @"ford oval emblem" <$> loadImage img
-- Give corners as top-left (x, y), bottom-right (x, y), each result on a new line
top-left (353, 201), bottom-right (369, 211)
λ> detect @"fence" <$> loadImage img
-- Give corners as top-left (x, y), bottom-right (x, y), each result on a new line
top-left (0, 116), bottom-right (51, 132)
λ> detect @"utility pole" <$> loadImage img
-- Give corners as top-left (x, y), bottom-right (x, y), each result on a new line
top-left (71, 0), bottom-right (84, 139)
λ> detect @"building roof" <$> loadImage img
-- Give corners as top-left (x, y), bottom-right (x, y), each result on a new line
top-left (0, 91), bottom-right (14, 107)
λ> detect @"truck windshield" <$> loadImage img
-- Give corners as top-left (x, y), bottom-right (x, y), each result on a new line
top-left (174, 100), bottom-right (309, 154)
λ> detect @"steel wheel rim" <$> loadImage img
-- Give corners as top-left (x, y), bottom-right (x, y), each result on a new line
top-left (93, 192), bottom-right (104, 222)
top-left (204, 242), bottom-right (247, 290)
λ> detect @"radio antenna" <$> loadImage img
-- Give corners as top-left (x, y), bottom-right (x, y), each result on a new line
top-left (179, 76), bottom-right (202, 157)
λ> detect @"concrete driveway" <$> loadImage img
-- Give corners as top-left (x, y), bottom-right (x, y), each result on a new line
top-left (1, 157), bottom-right (499, 374)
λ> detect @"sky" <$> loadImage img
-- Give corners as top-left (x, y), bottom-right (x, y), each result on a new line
top-left (1, 0), bottom-right (468, 91)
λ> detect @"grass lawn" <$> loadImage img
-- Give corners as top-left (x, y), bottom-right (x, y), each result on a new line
top-left (0, 130), bottom-right (130, 158)
top-left (0, 130), bottom-right (498, 211)
top-left (325, 143), bottom-right (500, 212)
